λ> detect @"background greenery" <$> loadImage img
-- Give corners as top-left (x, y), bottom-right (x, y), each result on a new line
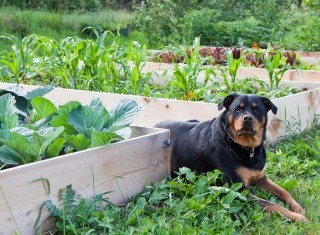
top-left (0, 0), bottom-right (319, 51)
top-left (135, 0), bottom-right (320, 50)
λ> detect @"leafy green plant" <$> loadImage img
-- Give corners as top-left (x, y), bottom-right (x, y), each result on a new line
top-left (43, 123), bottom-right (320, 234)
top-left (263, 51), bottom-right (291, 90)
top-left (44, 168), bottom-right (257, 234)
top-left (0, 86), bottom-right (141, 168)
top-left (218, 50), bottom-right (244, 91)
top-left (167, 37), bottom-right (216, 100)
top-left (43, 184), bottom-right (111, 234)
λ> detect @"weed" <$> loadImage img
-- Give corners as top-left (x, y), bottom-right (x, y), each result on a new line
top-left (44, 124), bottom-right (320, 234)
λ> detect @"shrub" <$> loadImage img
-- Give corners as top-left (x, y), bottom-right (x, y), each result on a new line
top-left (274, 9), bottom-right (320, 51)
top-left (182, 8), bottom-right (272, 47)
top-left (134, 0), bottom-right (298, 48)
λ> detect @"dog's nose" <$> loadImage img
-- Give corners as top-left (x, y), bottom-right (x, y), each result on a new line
top-left (243, 115), bottom-right (252, 122)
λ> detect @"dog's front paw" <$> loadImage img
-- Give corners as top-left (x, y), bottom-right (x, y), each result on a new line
top-left (291, 203), bottom-right (305, 215)
top-left (290, 212), bottom-right (308, 222)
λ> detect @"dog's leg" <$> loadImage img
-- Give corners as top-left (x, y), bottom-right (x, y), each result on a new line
top-left (248, 193), bottom-right (307, 222)
top-left (256, 177), bottom-right (305, 215)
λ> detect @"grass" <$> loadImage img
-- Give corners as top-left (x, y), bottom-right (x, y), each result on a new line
top-left (0, 7), bottom-right (149, 51)
top-left (42, 124), bottom-right (320, 234)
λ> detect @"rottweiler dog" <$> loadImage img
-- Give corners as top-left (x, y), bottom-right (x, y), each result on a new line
top-left (155, 94), bottom-right (307, 222)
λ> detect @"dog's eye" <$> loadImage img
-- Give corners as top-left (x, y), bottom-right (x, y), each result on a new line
top-left (235, 107), bottom-right (242, 112)
top-left (253, 107), bottom-right (260, 112)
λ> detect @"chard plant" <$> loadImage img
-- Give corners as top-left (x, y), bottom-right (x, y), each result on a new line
top-left (0, 86), bottom-right (141, 169)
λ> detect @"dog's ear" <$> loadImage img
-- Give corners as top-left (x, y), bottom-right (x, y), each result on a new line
top-left (261, 97), bottom-right (277, 114)
top-left (218, 94), bottom-right (238, 111)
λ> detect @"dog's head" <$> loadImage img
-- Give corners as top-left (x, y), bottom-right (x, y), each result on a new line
top-left (218, 93), bottom-right (277, 148)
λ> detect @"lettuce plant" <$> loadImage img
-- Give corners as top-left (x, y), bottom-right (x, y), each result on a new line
top-left (0, 86), bottom-right (141, 168)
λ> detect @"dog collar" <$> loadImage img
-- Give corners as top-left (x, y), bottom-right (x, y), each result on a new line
top-left (227, 131), bottom-right (255, 158)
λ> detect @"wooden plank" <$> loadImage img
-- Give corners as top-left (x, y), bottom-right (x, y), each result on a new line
top-left (1, 82), bottom-right (320, 142)
top-left (267, 89), bottom-right (320, 142)
top-left (0, 82), bottom-right (222, 128)
top-left (300, 56), bottom-right (319, 65)
top-left (139, 62), bottom-right (320, 84)
top-left (296, 51), bottom-right (320, 57)
top-left (148, 49), bottom-right (320, 58)
top-left (0, 127), bottom-right (170, 234)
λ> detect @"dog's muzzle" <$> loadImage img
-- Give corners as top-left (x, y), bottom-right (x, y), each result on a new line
top-left (237, 115), bottom-right (257, 136)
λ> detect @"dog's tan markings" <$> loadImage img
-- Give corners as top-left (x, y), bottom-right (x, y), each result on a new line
top-left (234, 115), bottom-right (243, 133)
top-left (237, 167), bottom-right (308, 222)
top-left (248, 193), bottom-right (307, 222)
top-left (239, 103), bottom-right (244, 108)
top-left (228, 114), bottom-right (233, 125)
top-left (252, 102), bottom-right (257, 108)
top-left (236, 167), bottom-right (265, 187)
top-left (256, 178), bottom-right (305, 215)
top-left (230, 116), bottom-right (264, 148)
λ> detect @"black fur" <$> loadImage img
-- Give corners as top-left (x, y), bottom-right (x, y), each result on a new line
top-left (155, 94), bottom-right (277, 186)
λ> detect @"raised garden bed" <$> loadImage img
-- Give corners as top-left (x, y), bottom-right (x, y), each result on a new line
top-left (1, 83), bottom-right (319, 144)
top-left (149, 46), bottom-right (320, 67)
top-left (139, 62), bottom-right (320, 86)
top-left (0, 77), bottom-right (319, 233)
top-left (0, 85), bottom-right (171, 234)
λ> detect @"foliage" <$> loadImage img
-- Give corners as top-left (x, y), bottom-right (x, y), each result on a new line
top-left (263, 50), bottom-right (291, 90)
top-left (0, 0), bottom-right (127, 12)
top-left (267, 125), bottom-right (320, 178)
top-left (45, 169), bottom-right (257, 234)
top-left (0, 7), bottom-right (142, 52)
top-left (220, 50), bottom-right (243, 91)
top-left (167, 37), bottom-right (215, 101)
top-left (0, 35), bottom-right (302, 104)
top-left (182, 10), bottom-right (271, 47)
top-left (274, 7), bottom-right (320, 51)
top-left (0, 33), bottom-right (151, 95)
top-left (0, 85), bottom-right (141, 168)
top-left (43, 123), bottom-right (320, 234)
top-left (134, 0), bottom-right (317, 50)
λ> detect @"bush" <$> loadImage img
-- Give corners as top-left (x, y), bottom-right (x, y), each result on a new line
top-left (182, 9), bottom-right (272, 47)
top-left (274, 9), bottom-right (320, 51)
top-left (134, 0), bottom-right (291, 47)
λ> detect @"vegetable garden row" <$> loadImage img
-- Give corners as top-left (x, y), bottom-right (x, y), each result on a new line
top-left (0, 34), bottom-right (320, 233)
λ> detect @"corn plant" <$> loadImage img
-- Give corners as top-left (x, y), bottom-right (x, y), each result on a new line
top-left (169, 37), bottom-right (215, 100)
top-left (0, 35), bottom-right (33, 83)
top-left (125, 41), bottom-right (151, 95)
top-left (263, 51), bottom-right (290, 90)
top-left (218, 50), bottom-right (244, 92)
